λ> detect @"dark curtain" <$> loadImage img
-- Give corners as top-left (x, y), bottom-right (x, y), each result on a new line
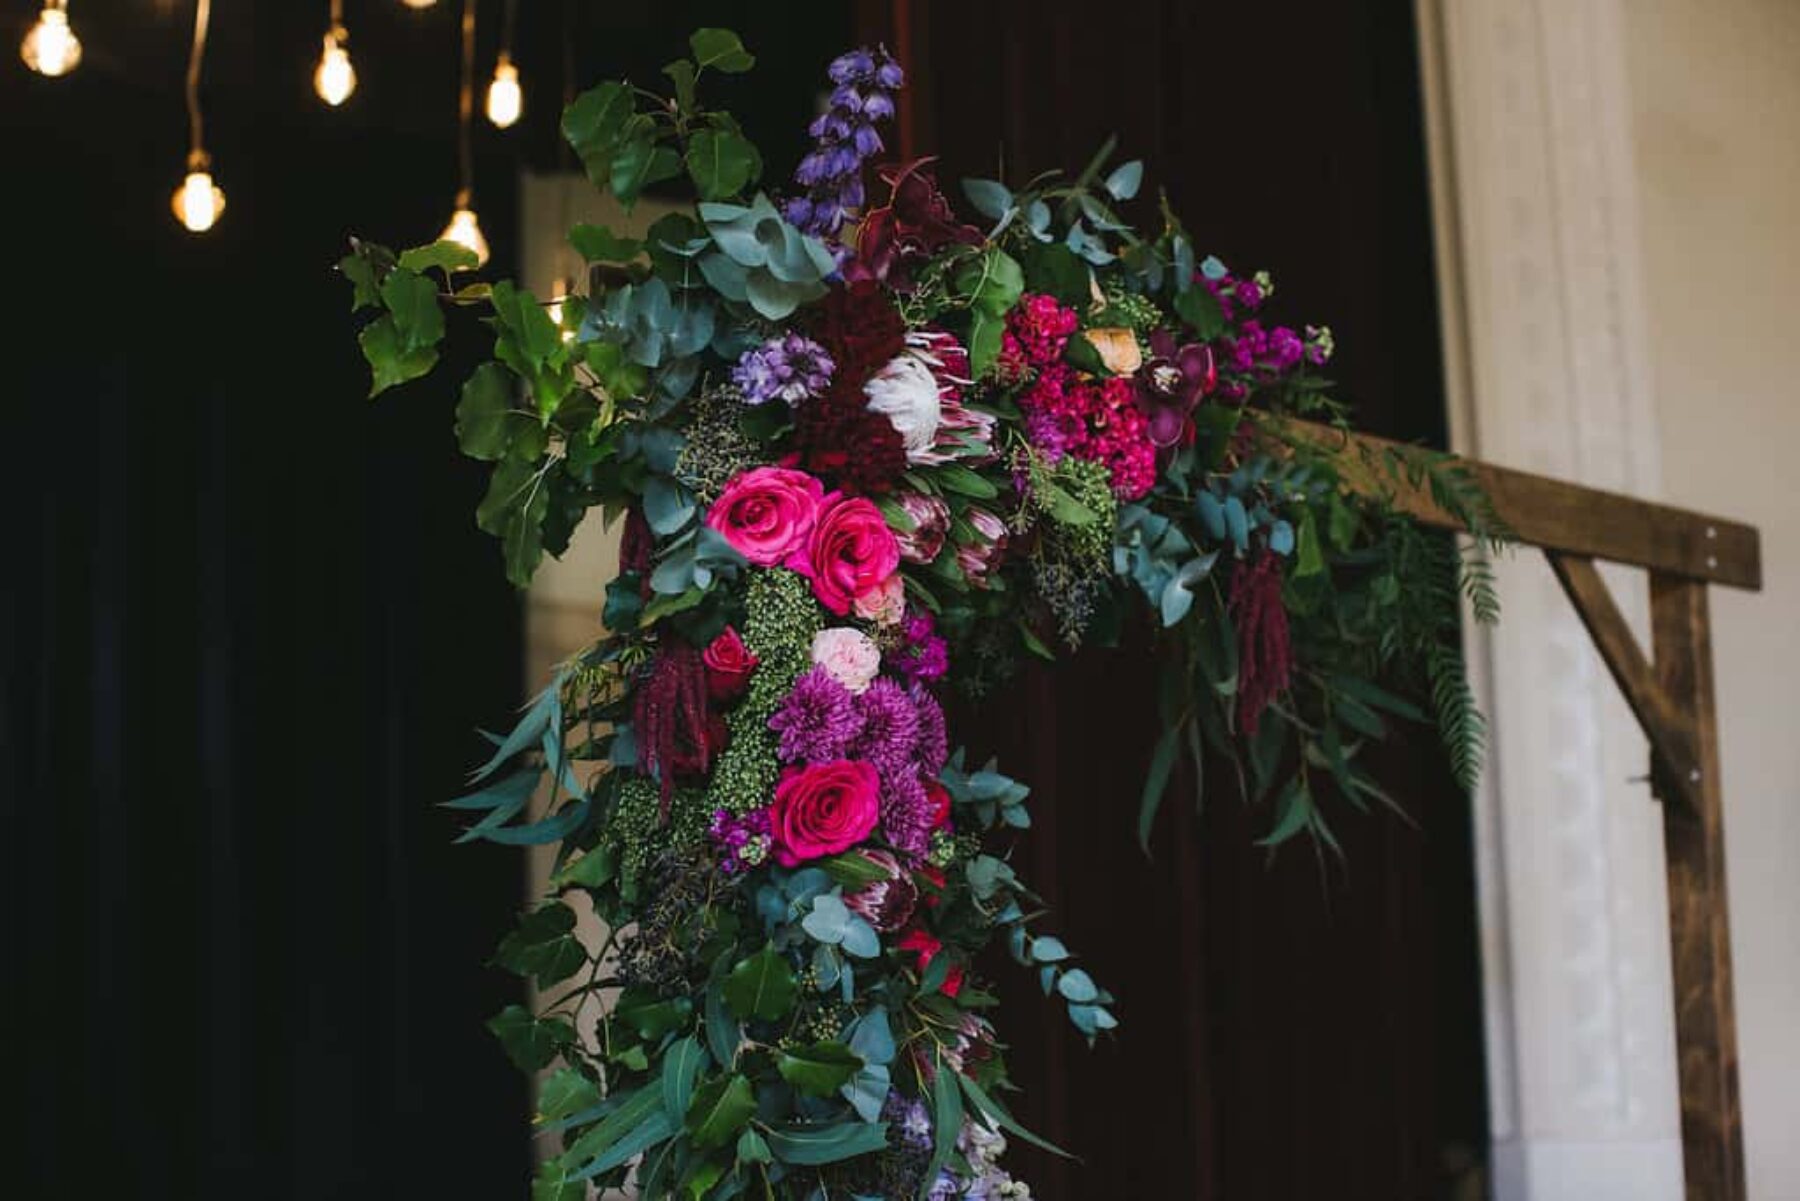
top-left (2, 7), bottom-right (532, 1198)
top-left (876, 2), bottom-right (1492, 1198)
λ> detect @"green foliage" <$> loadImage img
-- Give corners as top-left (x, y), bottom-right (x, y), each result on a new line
top-left (722, 944), bottom-right (796, 1021)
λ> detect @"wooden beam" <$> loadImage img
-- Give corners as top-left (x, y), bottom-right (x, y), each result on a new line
top-left (1268, 417), bottom-right (1763, 591)
top-left (1650, 574), bottom-right (1746, 1201)
top-left (1546, 552), bottom-right (1703, 814)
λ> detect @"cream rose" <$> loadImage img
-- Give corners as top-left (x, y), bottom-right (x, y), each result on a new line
top-left (810, 627), bottom-right (882, 694)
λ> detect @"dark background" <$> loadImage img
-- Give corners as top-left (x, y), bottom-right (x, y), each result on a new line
top-left (2, 2), bottom-right (1483, 1198)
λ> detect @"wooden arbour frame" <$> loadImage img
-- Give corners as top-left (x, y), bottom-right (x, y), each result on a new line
top-left (1281, 416), bottom-right (1762, 1201)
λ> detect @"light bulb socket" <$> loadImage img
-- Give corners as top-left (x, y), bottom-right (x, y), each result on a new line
top-left (185, 148), bottom-right (212, 173)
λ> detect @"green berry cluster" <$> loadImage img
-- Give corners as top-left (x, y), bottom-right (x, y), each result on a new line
top-left (707, 569), bottom-right (822, 814)
top-left (608, 776), bottom-right (711, 896)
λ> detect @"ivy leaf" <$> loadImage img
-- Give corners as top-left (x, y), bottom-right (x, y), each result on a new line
top-left (398, 238), bottom-right (480, 276)
top-left (536, 1067), bottom-right (602, 1123)
top-left (663, 58), bottom-right (698, 114)
top-left (494, 902), bottom-right (586, 988)
top-left (764, 1121), bottom-right (891, 1166)
top-left (487, 1004), bottom-right (574, 1072)
top-left (686, 128), bottom-right (759, 202)
top-left (455, 362), bottom-right (525, 461)
top-left (776, 1041), bottom-right (864, 1097)
top-left (685, 1074), bottom-right (756, 1149)
top-left (476, 457), bottom-right (550, 587)
top-left (562, 80), bottom-right (636, 186)
top-left (358, 315), bottom-right (438, 397)
top-left (568, 223), bottom-right (643, 264)
top-left (722, 944), bottom-right (796, 1022)
top-left (689, 28), bottom-right (755, 73)
top-left (613, 988), bottom-right (694, 1040)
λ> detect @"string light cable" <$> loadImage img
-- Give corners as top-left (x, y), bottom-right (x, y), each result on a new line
top-left (438, 0), bottom-right (489, 264)
top-left (172, 0), bottom-right (225, 233)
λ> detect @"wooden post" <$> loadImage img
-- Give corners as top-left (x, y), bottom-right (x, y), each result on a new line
top-left (1650, 574), bottom-right (1746, 1201)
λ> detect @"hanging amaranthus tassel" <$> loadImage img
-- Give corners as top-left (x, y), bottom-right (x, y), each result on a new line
top-left (632, 641), bottom-right (713, 818)
top-left (1228, 547), bottom-right (1292, 735)
top-left (620, 506), bottom-right (656, 575)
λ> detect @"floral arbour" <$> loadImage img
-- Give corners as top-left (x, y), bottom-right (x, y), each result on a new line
top-left (342, 29), bottom-right (1504, 1200)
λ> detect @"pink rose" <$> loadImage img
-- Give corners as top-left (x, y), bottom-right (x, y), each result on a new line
top-left (811, 627), bottom-right (882, 694)
top-left (955, 506), bottom-right (1009, 588)
top-left (702, 626), bottom-right (758, 702)
top-left (843, 849), bottom-right (920, 932)
top-left (706, 466), bottom-right (825, 566)
top-left (769, 760), bottom-right (882, 866)
top-left (789, 495), bottom-right (901, 615)
top-left (891, 491), bottom-right (950, 565)
top-left (851, 572), bottom-right (905, 627)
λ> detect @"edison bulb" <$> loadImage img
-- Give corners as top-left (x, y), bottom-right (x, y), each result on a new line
top-left (547, 278), bottom-right (577, 340)
top-left (314, 34), bottom-right (356, 106)
top-left (400, 0), bottom-right (435, 8)
top-left (485, 57), bottom-right (522, 129)
top-left (441, 206), bottom-right (490, 267)
top-left (173, 171), bottom-right (226, 233)
top-left (21, 5), bottom-right (81, 77)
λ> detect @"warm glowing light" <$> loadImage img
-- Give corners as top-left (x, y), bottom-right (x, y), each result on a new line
top-left (441, 204), bottom-right (490, 267)
top-left (313, 33), bottom-right (356, 106)
top-left (172, 170), bottom-right (226, 233)
top-left (547, 277), bottom-right (577, 341)
top-left (21, 4), bottom-right (81, 77)
top-left (400, 0), bottom-right (436, 8)
top-left (484, 56), bottom-right (522, 129)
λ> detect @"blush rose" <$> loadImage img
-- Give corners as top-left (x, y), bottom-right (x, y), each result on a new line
top-left (810, 627), bottom-right (882, 694)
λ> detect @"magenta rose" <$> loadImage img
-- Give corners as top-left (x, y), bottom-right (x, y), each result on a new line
top-left (702, 626), bottom-right (758, 702)
top-left (789, 495), bottom-right (901, 615)
top-left (706, 466), bottom-right (826, 566)
top-left (769, 760), bottom-right (882, 866)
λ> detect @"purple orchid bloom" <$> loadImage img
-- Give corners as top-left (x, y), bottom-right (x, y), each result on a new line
top-left (1137, 328), bottom-right (1217, 447)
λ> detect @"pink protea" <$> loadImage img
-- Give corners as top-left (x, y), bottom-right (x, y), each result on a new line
top-left (842, 848), bottom-right (920, 931)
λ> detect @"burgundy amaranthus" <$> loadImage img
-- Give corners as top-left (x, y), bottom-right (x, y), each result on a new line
top-left (1228, 548), bottom-right (1293, 735)
top-left (633, 641), bottom-right (713, 816)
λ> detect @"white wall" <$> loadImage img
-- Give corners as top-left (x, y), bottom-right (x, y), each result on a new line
top-left (1622, 4), bottom-right (1800, 1195)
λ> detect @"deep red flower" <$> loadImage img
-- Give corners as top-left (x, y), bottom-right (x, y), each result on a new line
top-left (850, 158), bottom-right (983, 291)
top-left (813, 280), bottom-right (906, 386)
top-left (702, 626), bottom-right (758, 702)
top-left (897, 926), bottom-right (964, 997)
top-left (633, 641), bottom-right (714, 816)
top-left (1228, 547), bottom-right (1293, 736)
top-left (1136, 329), bottom-right (1216, 448)
top-left (793, 379), bottom-right (908, 494)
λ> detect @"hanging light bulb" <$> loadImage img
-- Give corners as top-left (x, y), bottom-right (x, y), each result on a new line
top-left (172, 0), bottom-right (223, 234)
top-left (21, 1), bottom-right (82, 77)
top-left (484, 53), bottom-right (522, 129)
top-left (441, 190), bottom-right (490, 266)
top-left (172, 152), bottom-right (226, 233)
top-left (400, 0), bottom-right (436, 8)
top-left (314, 3), bottom-right (356, 107)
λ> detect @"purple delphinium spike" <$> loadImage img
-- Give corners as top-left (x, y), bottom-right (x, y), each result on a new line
top-left (785, 45), bottom-right (904, 242)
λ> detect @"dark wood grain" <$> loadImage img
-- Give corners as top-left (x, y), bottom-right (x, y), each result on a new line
top-left (1650, 574), bottom-right (1747, 1201)
top-left (1272, 417), bottom-right (1763, 591)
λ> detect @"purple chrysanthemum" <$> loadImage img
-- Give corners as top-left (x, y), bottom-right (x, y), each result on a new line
top-left (732, 333), bottom-right (836, 406)
top-left (912, 687), bottom-right (948, 777)
top-left (784, 46), bottom-right (903, 242)
top-left (880, 767), bottom-right (933, 857)
top-left (855, 677), bottom-right (920, 777)
top-left (769, 666), bottom-right (864, 763)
